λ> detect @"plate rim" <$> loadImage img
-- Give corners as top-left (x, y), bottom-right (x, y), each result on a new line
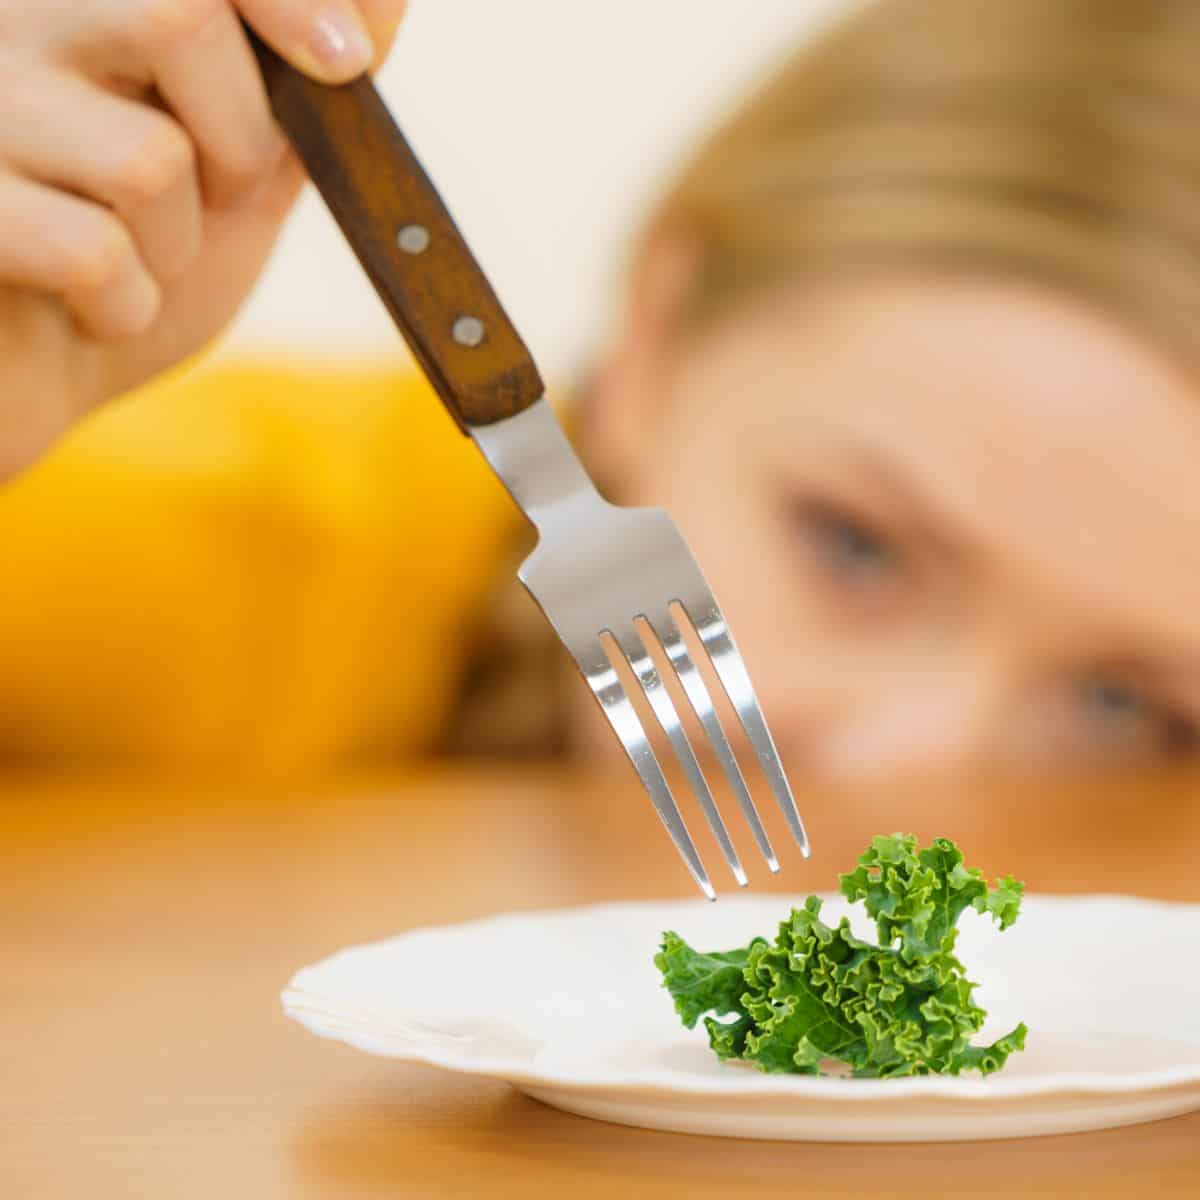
top-left (282, 892), bottom-right (1200, 1103)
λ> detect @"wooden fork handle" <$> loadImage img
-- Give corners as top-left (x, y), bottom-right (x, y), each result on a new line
top-left (247, 31), bottom-right (544, 431)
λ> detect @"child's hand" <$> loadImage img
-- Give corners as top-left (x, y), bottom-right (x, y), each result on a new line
top-left (0, 0), bottom-right (407, 479)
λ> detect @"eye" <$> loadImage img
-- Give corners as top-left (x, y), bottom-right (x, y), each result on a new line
top-left (1075, 675), bottom-right (1197, 754)
top-left (797, 499), bottom-right (904, 586)
top-left (1080, 677), bottom-right (1143, 719)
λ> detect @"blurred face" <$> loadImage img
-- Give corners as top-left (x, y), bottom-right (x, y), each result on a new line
top-left (588, 271), bottom-right (1200, 780)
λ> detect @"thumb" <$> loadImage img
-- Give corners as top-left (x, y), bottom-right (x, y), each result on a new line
top-left (356, 0), bottom-right (410, 69)
top-left (238, 0), bottom-right (376, 83)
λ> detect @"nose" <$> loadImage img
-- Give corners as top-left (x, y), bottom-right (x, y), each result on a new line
top-left (817, 661), bottom-right (995, 780)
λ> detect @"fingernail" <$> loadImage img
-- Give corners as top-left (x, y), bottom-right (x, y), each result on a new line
top-left (309, 10), bottom-right (374, 77)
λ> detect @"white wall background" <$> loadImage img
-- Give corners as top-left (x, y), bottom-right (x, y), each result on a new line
top-left (224, 0), bottom-right (848, 378)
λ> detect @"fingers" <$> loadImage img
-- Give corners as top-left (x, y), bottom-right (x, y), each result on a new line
top-left (141, 1), bottom-right (406, 207)
top-left (0, 173), bottom-right (161, 340)
top-left (152, 3), bottom-right (286, 206)
top-left (354, 0), bottom-right (409, 67)
top-left (237, 0), bottom-right (376, 81)
top-left (98, 150), bottom-right (309, 398)
top-left (0, 0), bottom-right (415, 352)
top-left (2, 68), bottom-right (203, 285)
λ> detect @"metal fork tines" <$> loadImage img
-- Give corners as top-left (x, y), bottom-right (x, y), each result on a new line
top-left (471, 398), bottom-right (811, 898)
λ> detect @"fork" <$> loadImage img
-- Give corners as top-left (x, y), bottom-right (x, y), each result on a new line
top-left (249, 34), bottom-right (811, 896)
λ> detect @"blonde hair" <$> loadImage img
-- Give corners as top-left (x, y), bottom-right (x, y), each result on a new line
top-left (655, 0), bottom-right (1200, 370)
top-left (451, 0), bottom-right (1200, 755)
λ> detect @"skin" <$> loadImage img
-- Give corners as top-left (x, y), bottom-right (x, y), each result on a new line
top-left (586, 249), bottom-right (1200, 780)
top-left (0, 0), bottom-right (407, 479)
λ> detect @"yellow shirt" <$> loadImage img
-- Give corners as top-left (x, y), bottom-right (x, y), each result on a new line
top-left (0, 360), bottom-right (516, 777)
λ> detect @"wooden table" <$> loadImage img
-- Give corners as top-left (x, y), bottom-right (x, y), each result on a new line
top-left (5, 762), bottom-right (1200, 1198)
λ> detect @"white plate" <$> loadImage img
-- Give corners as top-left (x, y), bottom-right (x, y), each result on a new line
top-left (283, 894), bottom-right (1200, 1142)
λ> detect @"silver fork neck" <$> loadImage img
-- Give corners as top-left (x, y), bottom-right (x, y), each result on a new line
top-left (469, 398), bottom-right (604, 533)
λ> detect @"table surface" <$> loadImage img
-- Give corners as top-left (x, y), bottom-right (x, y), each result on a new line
top-left (5, 760), bottom-right (1200, 1198)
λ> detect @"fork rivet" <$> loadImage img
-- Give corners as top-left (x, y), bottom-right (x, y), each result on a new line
top-left (452, 316), bottom-right (486, 348)
top-left (397, 224), bottom-right (431, 254)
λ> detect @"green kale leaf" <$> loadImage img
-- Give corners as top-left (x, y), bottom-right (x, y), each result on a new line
top-left (655, 834), bottom-right (1027, 1078)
